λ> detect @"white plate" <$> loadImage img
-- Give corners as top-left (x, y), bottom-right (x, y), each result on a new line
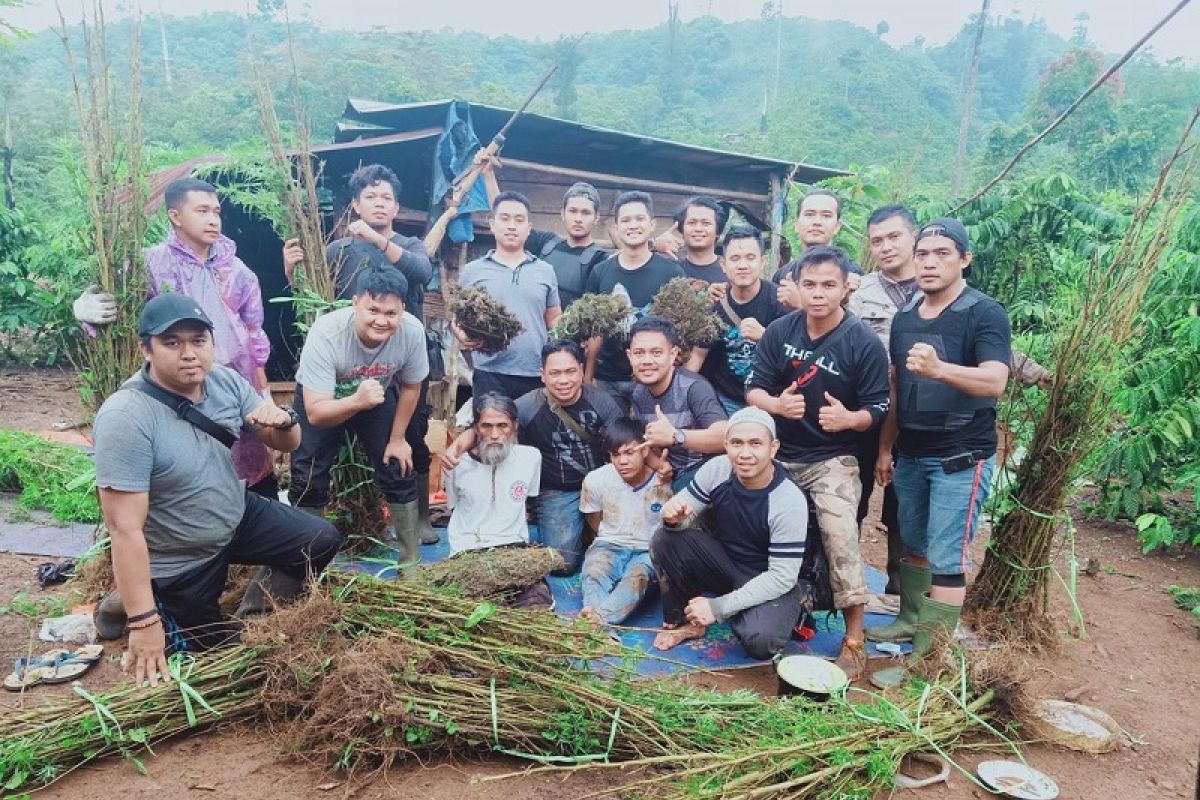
top-left (776, 655), bottom-right (849, 695)
top-left (977, 760), bottom-right (1059, 800)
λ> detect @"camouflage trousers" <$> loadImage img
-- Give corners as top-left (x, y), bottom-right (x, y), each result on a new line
top-left (782, 456), bottom-right (870, 610)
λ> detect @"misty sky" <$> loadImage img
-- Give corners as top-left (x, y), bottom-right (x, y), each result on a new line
top-left (6, 0), bottom-right (1198, 62)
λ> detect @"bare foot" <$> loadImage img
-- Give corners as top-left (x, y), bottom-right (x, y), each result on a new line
top-left (579, 607), bottom-right (604, 625)
top-left (651, 622), bottom-right (707, 651)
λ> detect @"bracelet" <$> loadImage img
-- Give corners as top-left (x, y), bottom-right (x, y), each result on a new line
top-left (126, 616), bottom-right (161, 631)
top-left (126, 608), bottom-right (159, 624)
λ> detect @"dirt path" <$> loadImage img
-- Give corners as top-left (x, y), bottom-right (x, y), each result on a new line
top-left (1, 367), bottom-right (1198, 798)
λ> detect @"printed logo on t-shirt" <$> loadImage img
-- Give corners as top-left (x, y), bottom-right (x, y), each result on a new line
top-left (650, 501), bottom-right (663, 513)
top-left (509, 481), bottom-right (529, 502)
top-left (334, 364), bottom-right (394, 399)
top-left (783, 343), bottom-right (841, 377)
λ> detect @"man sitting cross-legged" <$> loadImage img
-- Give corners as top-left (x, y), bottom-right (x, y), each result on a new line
top-left (443, 392), bottom-right (552, 609)
top-left (649, 407), bottom-right (812, 660)
top-left (578, 419), bottom-right (674, 625)
top-left (93, 294), bottom-right (341, 684)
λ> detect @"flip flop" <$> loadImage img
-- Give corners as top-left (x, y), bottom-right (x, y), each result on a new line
top-left (3, 645), bottom-right (104, 691)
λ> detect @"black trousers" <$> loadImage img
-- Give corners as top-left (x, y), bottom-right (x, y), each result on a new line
top-left (650, 527), bottom-right (811, 660)
top-left (405, 378), bottom-right (432, 475)
top-left (857, 432), bottom-right (904, 594)
top-left (288, 382), bottom-right (419, 507)
top-left (151, 490), bottom-right (341, 652)
top-left (472, 369), bottom-right (543, 402)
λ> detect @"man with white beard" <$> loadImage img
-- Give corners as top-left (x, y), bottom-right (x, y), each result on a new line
top-left (442, 393), bottom-right (551, 607)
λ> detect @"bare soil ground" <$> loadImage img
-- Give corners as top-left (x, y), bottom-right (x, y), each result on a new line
top-left (1, 368), bottom-right (1197, 799)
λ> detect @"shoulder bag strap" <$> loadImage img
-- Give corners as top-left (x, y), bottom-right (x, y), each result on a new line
top-left (130, 378), bottom-right (238, 449)
top-left (718, 295), bottom-right (743, 326)
top-left (541, 389), bottom-right (595, 444)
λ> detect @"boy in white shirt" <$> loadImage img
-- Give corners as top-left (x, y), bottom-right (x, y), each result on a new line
top-left (579, 418), bottom-right (673, 624)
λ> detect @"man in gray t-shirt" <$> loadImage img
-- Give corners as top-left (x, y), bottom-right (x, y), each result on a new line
top-left (289, 268), bottom-right (430, 565)
top-left (93, 293), bottom-right (340, 678)
top-left (450, 191), bottom-right (562, 401)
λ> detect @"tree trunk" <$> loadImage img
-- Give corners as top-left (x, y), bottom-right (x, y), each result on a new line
top-left (952, 0), bottom-right (991, 197)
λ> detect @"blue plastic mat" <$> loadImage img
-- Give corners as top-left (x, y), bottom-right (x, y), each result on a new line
top-left (335, 525), bottom-right (909, 676)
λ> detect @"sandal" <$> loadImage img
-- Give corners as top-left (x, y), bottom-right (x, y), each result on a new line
top-left (3, 644), bottom-right (104, 691)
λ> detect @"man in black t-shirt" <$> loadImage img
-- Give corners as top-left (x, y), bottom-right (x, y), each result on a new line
top-left (280, 164), bottom-right (440, 545)
top-left (441, 339), bottom-right (623, 574)
top-left (628, 317), bottom-right (728, 491)
top-left (688, 226), bottom-right (788, 414)
top-left (480, 159), bottom-right (610, 309)
top-left (674, 196), bottom-right (728, 286)
top-left (771, 190), bottom-right (863, 307)
top-left (584, 191), bottom-right (685, 410)
top-left (869, 218), bottom-right (1011, 690)
top-left (746, 245), bottom-right (889, 680)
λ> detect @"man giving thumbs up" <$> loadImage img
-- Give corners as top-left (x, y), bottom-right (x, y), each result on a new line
top-left (628, 316), bottom-right (728, 492)
top-left (745, 246), bottom-right (889, 680)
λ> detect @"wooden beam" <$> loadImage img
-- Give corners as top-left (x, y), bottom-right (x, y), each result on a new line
top-left (768, 173), bottom-right (783, 276)
top-left (500, 157), bottom-right (771, 204)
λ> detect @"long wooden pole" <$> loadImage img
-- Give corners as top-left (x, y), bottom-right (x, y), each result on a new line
top-left (951, 0), bottom-right (990, 197)
top-left (951, 0), bottom-right (1193, 213)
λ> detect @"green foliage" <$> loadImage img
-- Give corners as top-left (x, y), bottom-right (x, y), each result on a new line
top-left (1167, 585), bottom-right (1200, 636)
top-left (0, 429), bottom-right (99, 523)
top-left (1094, 205), bottom-right (1200, 550)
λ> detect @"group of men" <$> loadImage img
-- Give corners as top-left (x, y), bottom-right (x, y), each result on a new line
top-left (82, 155), bottom-right (1016, 689)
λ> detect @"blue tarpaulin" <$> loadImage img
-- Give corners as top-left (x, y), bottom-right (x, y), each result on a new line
top-left (431, 100), bottom-right (491, 244)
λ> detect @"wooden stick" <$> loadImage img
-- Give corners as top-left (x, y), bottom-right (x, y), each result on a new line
top-left (951, 0), bottom-right (1193, 213)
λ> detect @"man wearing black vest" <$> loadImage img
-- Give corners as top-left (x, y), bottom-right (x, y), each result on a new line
top-left (869, 218), bottom-right (1011, 689)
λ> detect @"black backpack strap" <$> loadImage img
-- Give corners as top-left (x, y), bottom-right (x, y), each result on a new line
top-left (130, 378), bottom-right (238, 449)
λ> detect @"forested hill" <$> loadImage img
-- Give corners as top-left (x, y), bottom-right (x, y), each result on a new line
top-left (0, 9), bottom-right (1197, 206)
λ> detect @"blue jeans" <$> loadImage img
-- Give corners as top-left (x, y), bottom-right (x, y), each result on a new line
top-left (716, 392), bottom-right (745, 416)
top-left (892, 454), bottom-right (996, 576)
top-left (533, 489), bottom-right (585, 575)
top-left (580, 541), bottom-right (657, 624)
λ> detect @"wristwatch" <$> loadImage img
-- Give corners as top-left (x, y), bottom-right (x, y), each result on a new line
top-left (672, 429), bottom-right (686, 446)
top-left (278, 405), bottom-right (300, 430)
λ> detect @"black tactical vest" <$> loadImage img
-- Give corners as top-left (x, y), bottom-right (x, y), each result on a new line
top-left (891, 287), bottom-right (996, 432)
top-left (539, 237), bottom-right (603, 309)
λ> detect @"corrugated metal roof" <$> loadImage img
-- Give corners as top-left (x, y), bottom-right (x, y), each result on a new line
top-left (333, 98), bottom-right (846, 197)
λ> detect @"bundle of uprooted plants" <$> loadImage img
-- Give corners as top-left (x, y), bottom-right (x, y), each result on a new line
top-left (550, 292), bottom-right (631, 341)
top-left (57, 4), bottom-right (149, 411)
top-left (322, 434), bottom-right (389, 549)
top-left (448, 284), bottom-right (525, 355)
top-left (966, 108), bottom-right (1200, 645)
top-left (0, 429), bottom-right (99, 523)
top-left (650, 277), bottom-right (723, 351)
top-left (1, 551), bottom-right (1013, 798)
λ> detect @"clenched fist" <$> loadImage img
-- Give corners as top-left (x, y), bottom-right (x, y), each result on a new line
top-left (906, 342), bottom-right (943, 380)
top-left (353, 378), bottom-right (386, 410)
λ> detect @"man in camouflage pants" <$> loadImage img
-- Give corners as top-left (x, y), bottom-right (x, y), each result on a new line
top-left (746, 245), bottom-right (890, 679)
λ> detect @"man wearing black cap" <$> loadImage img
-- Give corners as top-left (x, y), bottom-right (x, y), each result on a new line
top-left (869, 217), bottom-right (1011, 689)
top-left (92, 293), bottom-right (340, 685)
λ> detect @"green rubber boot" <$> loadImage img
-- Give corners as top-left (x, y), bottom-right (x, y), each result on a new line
top-left (870, 595), bottom-right (963, 690)
top-left (865, 562), bottom-right (931, 643)
top-left (416, 472), bottom-right (440, 545)
top-left (387, 500), bottom-right (422, 568)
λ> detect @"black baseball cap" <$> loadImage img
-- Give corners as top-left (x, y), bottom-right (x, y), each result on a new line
top-left (916, 217), bottom-right (972, 276)
top-left (138, 293), bottom-right (215, 337)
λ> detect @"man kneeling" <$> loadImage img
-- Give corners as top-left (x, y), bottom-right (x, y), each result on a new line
top-left (650, 407), bottom-right (811, 660)
top-left (443, 392), bottom-right (552, 608)
top-left (93, 294), bottom-right (341, 685)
